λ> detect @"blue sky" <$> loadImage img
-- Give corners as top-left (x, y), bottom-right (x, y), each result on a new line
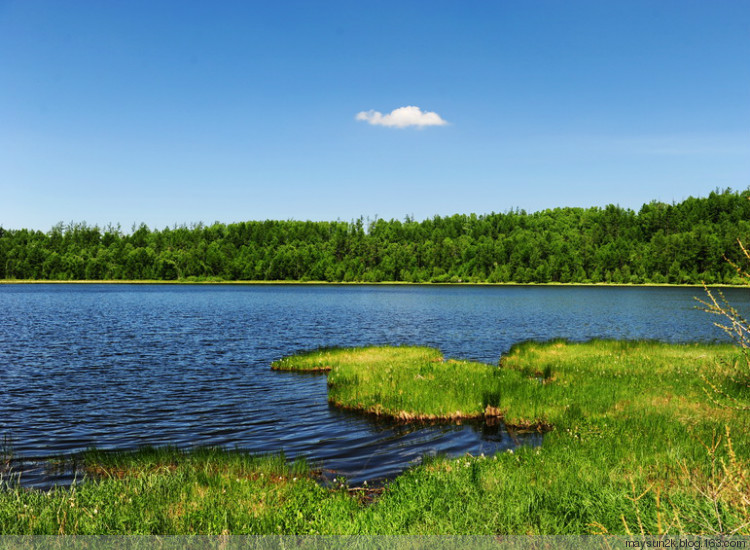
top-left (1, 1), bottom-right (749, 231)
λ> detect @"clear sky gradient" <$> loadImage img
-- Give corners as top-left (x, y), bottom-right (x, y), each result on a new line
top-left (2, 0), bottom-right (749, 231)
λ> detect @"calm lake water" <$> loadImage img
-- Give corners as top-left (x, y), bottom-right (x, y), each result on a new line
top-left (1, 284), bottom-right (747, 488)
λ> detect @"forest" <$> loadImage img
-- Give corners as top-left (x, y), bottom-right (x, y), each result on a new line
top-left (2, 188), bottom-right (750, 284)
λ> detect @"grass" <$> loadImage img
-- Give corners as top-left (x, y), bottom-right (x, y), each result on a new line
top-left (271, 346), bottom-right (528, 421)
top-left (0, 447), bottom-right (360, 535)
top-left (273, 346), bottom-right (546, 428)
top-left (2, 340), bottom-right (750, 534)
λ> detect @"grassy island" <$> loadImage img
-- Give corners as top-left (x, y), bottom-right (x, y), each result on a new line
top-left (272, 345), bottom-right (549, 429)
top-left (3, 340), bottom-right (750, 535)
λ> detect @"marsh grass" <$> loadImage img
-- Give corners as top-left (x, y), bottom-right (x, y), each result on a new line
top-left (0, 436), bottom-right (11, 473)
top-left (268, 340), bottom-right (750, 534)
top-left (76, 446), bottom-right (309, 481)
top-left (0, 436), bottom-right (16, 490)
top-left (273, 346), bottom-right (546, 427)
top-left (3, 340), bottom-right (750, 534)
top-left (0, 447), bottom-right (361, 535)
top-left (272, 341), bottom-right (739, 431)
top-left (498, 339), bottom-right (740, 426)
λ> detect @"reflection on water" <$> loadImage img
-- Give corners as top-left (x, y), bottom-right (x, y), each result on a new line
top-left (0, 284), bottom-right (742, 488)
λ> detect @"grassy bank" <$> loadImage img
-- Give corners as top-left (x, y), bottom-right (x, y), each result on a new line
top-left (2, 340), bottom-right (749, 534)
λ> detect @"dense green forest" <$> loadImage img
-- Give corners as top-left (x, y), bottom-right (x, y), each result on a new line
top-left (2, 188), bottom-right (750, 284)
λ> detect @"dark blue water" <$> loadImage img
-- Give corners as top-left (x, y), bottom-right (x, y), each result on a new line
top-left (0, 284), bottom-right (746, 488)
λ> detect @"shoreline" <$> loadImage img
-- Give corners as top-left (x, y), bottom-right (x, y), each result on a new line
top-left (0, 279), bottom-right (744, 289)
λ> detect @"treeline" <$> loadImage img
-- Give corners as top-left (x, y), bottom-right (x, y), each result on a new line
top-left (2, 188), bottom-right (750, 284)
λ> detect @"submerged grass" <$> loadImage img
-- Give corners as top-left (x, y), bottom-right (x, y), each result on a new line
top-left (3, 340), bottom-right (750, 534)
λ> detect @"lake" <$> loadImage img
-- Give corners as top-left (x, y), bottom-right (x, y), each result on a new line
top-left (1, 283), bottom-right (746, 488)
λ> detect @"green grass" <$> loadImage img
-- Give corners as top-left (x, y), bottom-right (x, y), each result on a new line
top-left (0, 447), bottom-right (359, 535)
top-left (3, 340), bottom-right (750, 535)
top-left (272, 346), bottom-right (546, 427)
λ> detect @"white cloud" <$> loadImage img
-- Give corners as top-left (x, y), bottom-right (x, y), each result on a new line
top-left (355, 106), bottom-right (448, 128)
